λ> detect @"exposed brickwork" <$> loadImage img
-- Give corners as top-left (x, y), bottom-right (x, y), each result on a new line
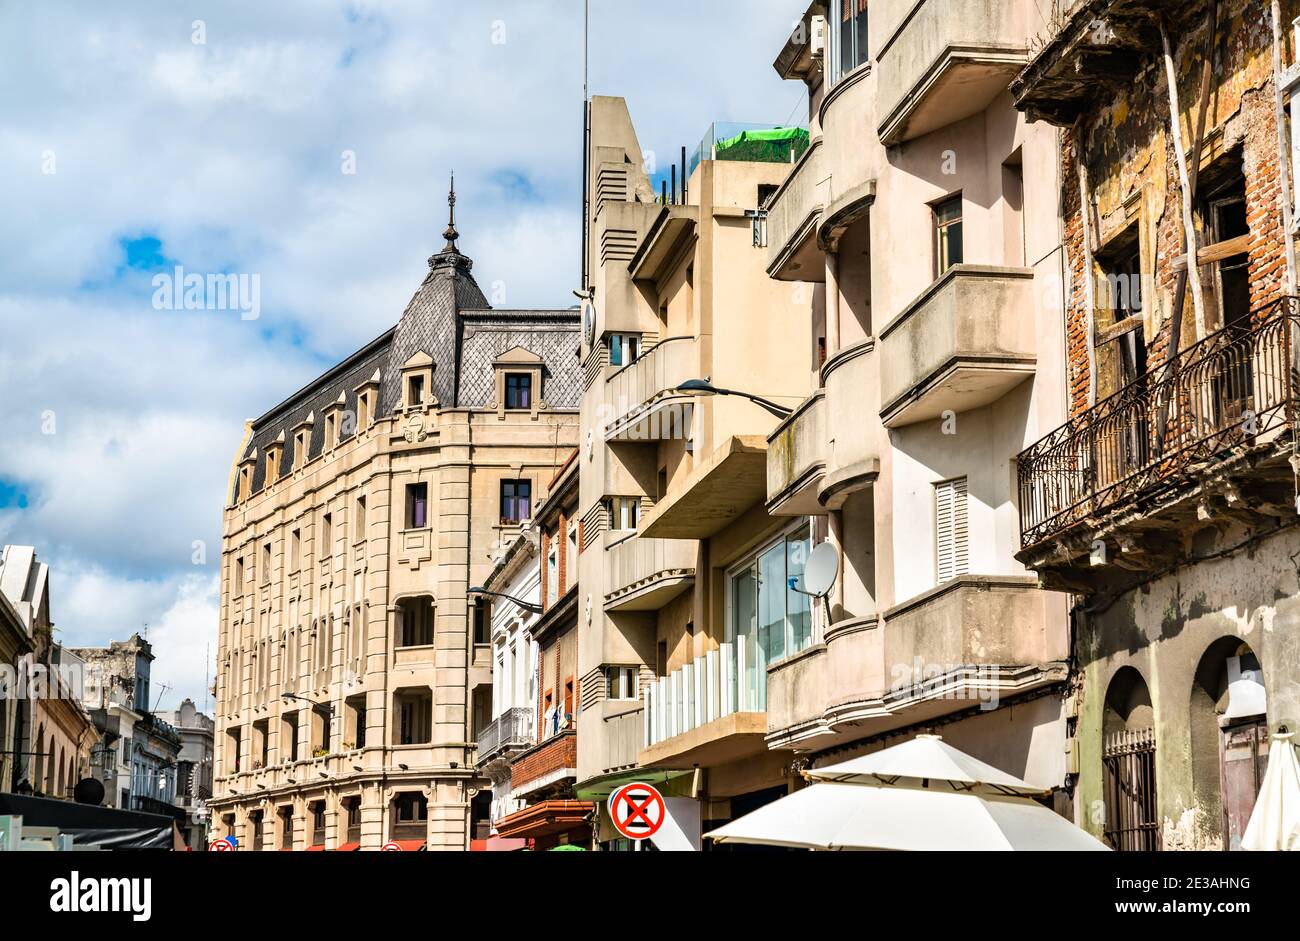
top-left (1058, 0), bottom-right (1295, 419)
top-left (508, 729), bottom-right (577, 791)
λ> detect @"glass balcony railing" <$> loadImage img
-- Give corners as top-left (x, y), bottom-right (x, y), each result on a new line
top-left (687, 122), bottom-right (811, 179)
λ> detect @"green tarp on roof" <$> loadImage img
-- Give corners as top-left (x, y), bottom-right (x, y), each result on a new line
top-left (713, 127), bottom-right (810, 165)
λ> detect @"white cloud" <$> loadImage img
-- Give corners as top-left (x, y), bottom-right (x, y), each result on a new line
top-left (0, 0), bottom-right (799, 707)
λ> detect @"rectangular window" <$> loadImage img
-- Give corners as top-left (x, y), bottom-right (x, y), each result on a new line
top-left (262, 542), bottom-right (272, 585)
top-left (321, 513), bottom-right (333, 559)
top-left (605, 666), bottom-right (638, 701)
top-left (408, 375), bottom-right (424, 408)
top-left (290, 529), bottom-right (300, 571)
top-left (607, 496), bottom-right (640, 532)
top-left (566, 519), bottom-right (579, 587)
top-left (325, 412), bottom-right (337, 449)
top-left (935, 476), bottom-right (969, 584)
top-left (546, 539), bottom-right (559, 605)
top-left (606, 334), bottom-right (640, 368)
top-left (358, 391), bottom-right (371, 430)
top-left (832, 0), bottom-right (869, 84)
top-left (472, 602), bottom-right (490, 646)
top-left (505, 373), bottom-right (532, 410)
top-left (501, 479), bottom-right (532, 525)
top-left (405, 483), bottom-right (428, 529)
top-left (398, 691), bottom-right (432, 745)
top-left (294, 431), bottom-right (307, 468)
top-left (354, 495), bottom-right (367, 543)
top-left (234, 557), bottom-right (245, 597)
top-left (398, 598), bottom-right (434, 648)
top-left (727, 523), bottom-right (814, 711)
top-left (934, 195), bottom-right (963, 277)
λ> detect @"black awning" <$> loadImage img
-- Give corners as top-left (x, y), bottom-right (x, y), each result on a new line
top-left (0, 794), bottom-right (176, 850)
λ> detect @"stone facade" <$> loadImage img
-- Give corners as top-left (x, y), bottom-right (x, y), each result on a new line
top-left (209, 198), bottom-right (580, 851)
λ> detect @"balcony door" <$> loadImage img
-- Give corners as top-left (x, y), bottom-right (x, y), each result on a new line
top-left (727, 523), bottom-right (813, 712)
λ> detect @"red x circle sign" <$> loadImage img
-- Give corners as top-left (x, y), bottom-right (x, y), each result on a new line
top-left (608, 782), bottom-right (666, 841)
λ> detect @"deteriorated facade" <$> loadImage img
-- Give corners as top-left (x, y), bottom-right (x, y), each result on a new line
top-left (210, 197), bottom-right (580, 850)
top-left (1014, 0), bottom-right (1300, 849)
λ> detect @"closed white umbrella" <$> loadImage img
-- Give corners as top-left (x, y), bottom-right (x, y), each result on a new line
top-left (705, 781), bottom-right (1110, 851)
top-left (1242, 731), bottom-right (1300, 851)
top-left (806, 734), bottom-right (1049, 797)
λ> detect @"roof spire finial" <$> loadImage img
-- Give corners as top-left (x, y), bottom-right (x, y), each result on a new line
top-left (442, 171), bottom-right (459, 253)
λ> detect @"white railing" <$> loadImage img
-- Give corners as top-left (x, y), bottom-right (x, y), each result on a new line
top-left (642, 642), bottom-right (765, 748)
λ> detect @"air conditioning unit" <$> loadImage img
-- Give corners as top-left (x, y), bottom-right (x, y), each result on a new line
top-left (809, 15), bottom-right (827, 57)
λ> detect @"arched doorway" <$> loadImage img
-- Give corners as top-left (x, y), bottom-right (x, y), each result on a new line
top-left (1191, 637), bottom-right (1268, 851)
top-left (1102, 667), bottom-right (1158, 850)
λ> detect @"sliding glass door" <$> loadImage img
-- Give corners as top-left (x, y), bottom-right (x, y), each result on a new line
top-left (728, 523), bottom-right (813, 712)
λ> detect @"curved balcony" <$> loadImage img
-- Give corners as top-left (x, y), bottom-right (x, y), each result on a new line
top-left (765, 577), bottom-right (1067, 751)
top-left (765, 139), bottom-right (826, 282)
top-left (766, 338), bottom-right (881, 516)
top-left (875, 0), bottom-right (1028, 145)
top-left (603, 337), bottom-right (698, 444)
top-left (878, 265), bottom-right (1036, 428)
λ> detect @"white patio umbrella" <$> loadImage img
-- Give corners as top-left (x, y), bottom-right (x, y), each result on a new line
top-left (706, 735), bottom-right (1109, 851)
top-left (706, 781), bottom-right (1110, 851)
top-left (1242, 730), bottom-right (1300, 851)
top-left (806, 734), bottom-right (1049, 797)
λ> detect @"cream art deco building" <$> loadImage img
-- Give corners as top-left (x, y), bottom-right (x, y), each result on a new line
top-left (210, 190), bottom-right (581, 851)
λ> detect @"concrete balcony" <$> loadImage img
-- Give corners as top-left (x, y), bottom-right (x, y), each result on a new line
top-left (765, 577), bottom-right (1067, 750)
top-left (640, 642), bottom-right (768, 769)
top-left (603, 337), bottom-right (698, 444)
top-left (878, 265), bottom-right (1036, 428)
top-left (875, 0), bottom-right (1028, 145)
top-left (766, 389), bottom-right (827, 516)
top-left (603, 531), bottom-right (696, 612)
top-left (767, 339), bottom-right (881, 515)
top-left (765, 138), bottom-right (826, 282)
top-left (641, 436), bottom-right (769, 539)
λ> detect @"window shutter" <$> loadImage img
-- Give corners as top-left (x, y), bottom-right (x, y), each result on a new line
top-left (935, 477), bottom-right (969, 583)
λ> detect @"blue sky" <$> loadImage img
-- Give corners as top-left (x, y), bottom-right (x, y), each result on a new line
top-left (0, 0), bottom-right (802, 711)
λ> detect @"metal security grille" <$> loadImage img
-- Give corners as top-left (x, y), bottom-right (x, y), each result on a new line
top-left (1103, 728), bottom-right (1160, 851)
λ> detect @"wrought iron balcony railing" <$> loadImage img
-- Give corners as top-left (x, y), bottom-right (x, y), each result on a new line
top-left (1018, 298), bottom-right (1300, 549)
top-left (475, 706), bottom-right (534, 763)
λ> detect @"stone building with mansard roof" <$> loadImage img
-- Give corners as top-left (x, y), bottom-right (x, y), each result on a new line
top-left (210, 184), bottom-right (580, 851)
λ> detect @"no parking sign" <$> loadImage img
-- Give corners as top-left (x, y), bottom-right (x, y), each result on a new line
top-left (608, 782), bottom-right (666, 841)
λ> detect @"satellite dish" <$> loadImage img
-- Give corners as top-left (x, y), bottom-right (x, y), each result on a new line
top-left (800, 542), bottom-right (839, 598)
top-left (581, 299), bottom-right (597, 348)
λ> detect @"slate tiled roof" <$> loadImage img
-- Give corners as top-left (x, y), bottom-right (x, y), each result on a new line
top-left (457, 309), bottom-right (581, 408)
top-left (237, 242), bottom-right (580, 500)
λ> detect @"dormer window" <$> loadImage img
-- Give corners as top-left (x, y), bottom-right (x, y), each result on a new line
top-left (352, 369), bottom-right (381, 434)
top-left (400, 353), bottom-right (434, 413)
top-left (291, 413), bottom-right (315, 471)
top-left (325, 412), bottom-right (337, 449)
top-left (237, 464), bottom-right (252, 503)
top-left (492, 347), bottom-right (544, 420)
top-left (265, 439), bottom-right (283, 484)
top-left (505, 374), bottom-right (532, 410)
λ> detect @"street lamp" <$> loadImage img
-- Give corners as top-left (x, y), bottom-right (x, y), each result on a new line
top-left (281, 692), bottom-right (335, 714)
top-left (467, 586), bottom-right (542, 615)
top-left (675, 378), bottom-right (793, 420)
